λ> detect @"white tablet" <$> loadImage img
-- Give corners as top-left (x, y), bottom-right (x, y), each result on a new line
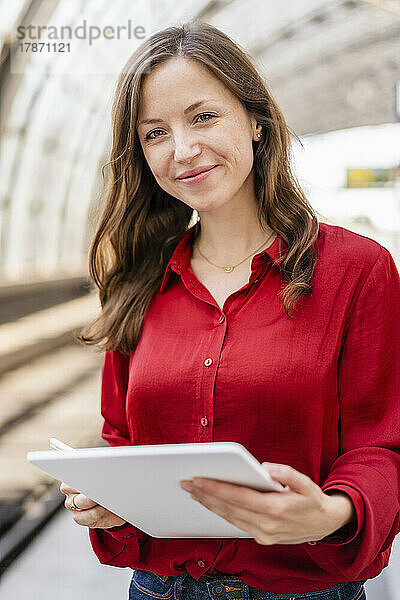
top-left (27, 440), bottom-right (286, 538)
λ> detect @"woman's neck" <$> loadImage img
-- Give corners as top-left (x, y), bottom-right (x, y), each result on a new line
top-left (192, 219), bottom-right (276, 266)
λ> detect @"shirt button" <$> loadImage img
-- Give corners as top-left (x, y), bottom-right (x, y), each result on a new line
top-left (307, 541), bottom-right (317, 545)
top-left (218, 314), bottom-right (225, 323)
top-left (200, 416), bottom-right (208, 427)
top-left (197, 559), bottom-right (206, 568)
top-left (204, 358), bottom-right (213, 367)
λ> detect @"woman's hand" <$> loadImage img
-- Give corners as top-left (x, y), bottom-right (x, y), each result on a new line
top-left (59, 482), bottom-right (127, 529)
top-left (180, 463), bottom-right (355, 545)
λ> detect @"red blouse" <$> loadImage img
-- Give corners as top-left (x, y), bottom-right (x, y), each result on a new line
top-left (88, 222), bottom-right (400, 593)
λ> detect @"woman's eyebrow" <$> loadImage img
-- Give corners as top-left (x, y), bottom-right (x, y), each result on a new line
top-left (138, 99), bottom-right (216, 126)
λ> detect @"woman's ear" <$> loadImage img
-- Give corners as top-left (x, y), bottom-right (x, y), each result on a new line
top-left (251, 119), bottom-right (263, 142)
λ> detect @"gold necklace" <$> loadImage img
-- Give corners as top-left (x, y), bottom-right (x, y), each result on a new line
top-left (196, 231), bottom-right (276, 273)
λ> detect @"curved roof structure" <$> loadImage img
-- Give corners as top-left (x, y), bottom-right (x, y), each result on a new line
top-left (0, 0), bottom-right (398, 280)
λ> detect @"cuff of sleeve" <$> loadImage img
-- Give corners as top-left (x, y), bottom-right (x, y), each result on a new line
top-left (88, 525), bottom-right (141, 566)
top-left (105, 522), bottom-right (148, 542)
top-left (310, 484), bottom-right (364, 546)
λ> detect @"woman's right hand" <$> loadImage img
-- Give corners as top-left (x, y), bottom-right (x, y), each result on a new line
top-left (60, 482), bottom-right (127, 529)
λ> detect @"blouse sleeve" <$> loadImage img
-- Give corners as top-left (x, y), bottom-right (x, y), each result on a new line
top-left (305, 246), bottom-right (400, 579)
top-left (88, 349), bottom-right (148, 567)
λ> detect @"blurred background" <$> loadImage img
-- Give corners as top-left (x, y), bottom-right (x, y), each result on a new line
top-left (0, 0), bottom-right (399, 598)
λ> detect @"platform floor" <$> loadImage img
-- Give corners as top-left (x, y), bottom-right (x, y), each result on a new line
top-left (0, 509), bottom-right (132, 600)
top-left (0, 507), bottom-right (399, 600)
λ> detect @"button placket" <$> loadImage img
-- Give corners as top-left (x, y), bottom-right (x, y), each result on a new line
top-left (196, 305), bottom-right (228, 444)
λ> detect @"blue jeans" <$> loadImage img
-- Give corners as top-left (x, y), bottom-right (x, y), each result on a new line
top-left (128, 570), bottom-right (367, 600)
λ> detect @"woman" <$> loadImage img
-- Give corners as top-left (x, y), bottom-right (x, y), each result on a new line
top-left (60, 20), bottom-right (400, 600)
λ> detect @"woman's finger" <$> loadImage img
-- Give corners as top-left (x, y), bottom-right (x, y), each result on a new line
top-left (190, 492), bottom-right (276, 543)
top-left (261, 464), bottom-right (316, 495)
top-left (188, 484), bottom-right (281, 536)
top-left (60, 482), bottom-right (79, 495)
top-left (66, 493), bottom-right (98, 511)
top-left (59, 482), bottom-right (98, 511)
top-left (185, 478), bottom-right (286, 516)
top-left (68, 506), bottom-right (102, 527)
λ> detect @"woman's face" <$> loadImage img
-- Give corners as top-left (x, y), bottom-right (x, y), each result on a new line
top-left (136, 56), bottom-right (260, 214)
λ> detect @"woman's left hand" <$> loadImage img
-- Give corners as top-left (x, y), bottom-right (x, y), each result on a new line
top-left (180, 463), bottom-right (354, 545)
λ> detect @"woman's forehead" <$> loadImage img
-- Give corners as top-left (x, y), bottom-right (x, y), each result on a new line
top-left (145, 56), bottom-right (210, 81)
top-left (140, 58), bottom-right (226, 99)
top-left (137, 61), bottom-right (234, 119)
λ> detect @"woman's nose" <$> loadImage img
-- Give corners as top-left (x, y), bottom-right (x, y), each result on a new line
top-left (173, 135), bottom-right (201, 163)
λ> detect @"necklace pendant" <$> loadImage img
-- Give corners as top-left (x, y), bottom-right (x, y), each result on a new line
top-left (224, 266), bottom-right (234, 272)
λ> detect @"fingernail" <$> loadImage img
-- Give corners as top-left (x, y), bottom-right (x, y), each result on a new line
top-left (192, 479), bottom-right (204, 488)
top-left (181, 481), bottom-right (193, 491)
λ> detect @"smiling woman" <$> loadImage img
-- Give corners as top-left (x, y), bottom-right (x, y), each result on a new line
top-left (137, 57), bottom-right (262, 217)
top-left (74, 19), bottom-right (320, 354)
top-left (58, 18), bottom-right (400, 600)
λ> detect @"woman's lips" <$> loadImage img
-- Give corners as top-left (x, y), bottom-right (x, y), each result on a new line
top-left (177, 165), bottom-right (218, 185)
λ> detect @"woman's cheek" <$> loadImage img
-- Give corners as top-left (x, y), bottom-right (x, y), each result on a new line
top-left (144, 153), bottom-right (168, 187)
top-left (150, 151), bottom-right (171, 179)
top-left (154, 170), bottom-right (177, 197)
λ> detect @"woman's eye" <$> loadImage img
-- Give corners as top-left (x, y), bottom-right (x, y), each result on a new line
top-left (144, 114), bottom-right (216, 140)
top-left (196, 112), bottom-right (216, 123)
top-left (145, 129), bottom-right (164, 140)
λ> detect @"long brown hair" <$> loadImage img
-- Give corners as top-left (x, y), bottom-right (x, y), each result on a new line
top-left (75, 20), bottom-right (320, 356)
